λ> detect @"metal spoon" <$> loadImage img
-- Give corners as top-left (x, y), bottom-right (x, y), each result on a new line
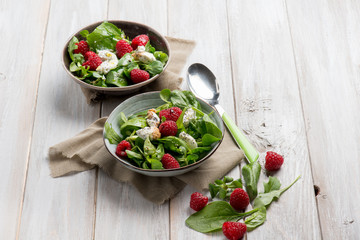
top-left (187, 63), bottom-right (259, 163)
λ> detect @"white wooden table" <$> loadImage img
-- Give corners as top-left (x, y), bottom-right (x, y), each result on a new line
top-left (1, 0), bottom-right (359, 239)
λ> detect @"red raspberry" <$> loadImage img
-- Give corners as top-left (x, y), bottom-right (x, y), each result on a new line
top-left (131, 34), bottom-right (149, 49)
top-left (161, 153), bottom-right (180, 169)
top-left (115, 140), bottom-right (131, 158)
top-left (73, 40), bottom-right (89, 56)
top-left (230, 188), bottom-right (250, 211)
top-left (265, 151), bottom-right (284, 171)
top-left (159, 120), bottom-right (178, 136)
top-left (116, 40), bottom-right (133, 58)
top-left (82, 51), bottom-right (102, 70)
top-left (130, 69), bottom-right (150, 84)
top-left (222, 222), bottom-right (247, 240)
top-left (190, 192), bottom-right (208, 211)
top-left (159, 107), bottom-right (182, 122)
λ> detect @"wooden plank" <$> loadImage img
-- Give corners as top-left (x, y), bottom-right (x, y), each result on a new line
top-left (168, 0), bottom-right (240, 239)
top-left (227, 0), bottom-right (322, 239)
top-left (93, 1), bottom-right (170, 239)
top-left (286, 0), bottom-right (360, 238)
top-left (17, 0), bottom-right (107, 238)
top-left (0, 0), bottom-right (50, 238)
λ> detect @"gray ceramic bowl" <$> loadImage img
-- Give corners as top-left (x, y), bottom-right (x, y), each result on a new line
top-left (62, 20), bottom-right (170, 95)
top-left (103, 92), bottom-right (225, 177)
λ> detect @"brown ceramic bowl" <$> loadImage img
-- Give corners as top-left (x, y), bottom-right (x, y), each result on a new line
top-left (62, 20), bottom-right (170, 95)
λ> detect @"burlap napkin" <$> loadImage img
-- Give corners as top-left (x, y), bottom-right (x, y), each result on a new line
top-left (49, 119), bottom-right (244, 204)
top-left (49, 36), bottom-right (245, 204)
top-left (81, 36), bottom-right (195, 103)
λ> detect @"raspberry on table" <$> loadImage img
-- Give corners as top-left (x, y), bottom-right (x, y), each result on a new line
top-left (265, 151), bottom-right (284, 171)
top-left (73, 40), bottom-right (89, 56)
top-left (159, 120), bottom-right (178, 136)
top-left (115, 140), bottom-right (131, 158)
top-left (82, 51), bottom-right (102, 70)
top-left (159, 107), bottom-right (182, 122)
top-left (130, 69), bottom-right (150, 83)
top-left (116, 40), bottom-right (133, 58)
top-left (190, 192), bottom-right (208, 211)
top-left (222, 222), bottom-right (247, 240)
top-left (230, 188), bottom-right (250, 211)
top-left (161, 153), bottom-right (180, 169)
top-left (131, 34), bottom-right (149, 49)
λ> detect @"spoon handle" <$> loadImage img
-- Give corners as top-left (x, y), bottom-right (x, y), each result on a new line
top-left (215, 105), bottom-right (259, 163)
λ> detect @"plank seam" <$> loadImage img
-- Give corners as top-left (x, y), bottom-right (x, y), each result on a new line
top-left (15, 0), bottom-right (52, 239)
top-left (283, 0), bottom-right (323, 239)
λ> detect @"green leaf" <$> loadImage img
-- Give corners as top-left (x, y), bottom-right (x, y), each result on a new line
top-left (69, 62), bottom-right (81, 72)
top-left (120, 117), bottom-right (147, 136)
top-left (119, 112), bottom-right (128, 126)
top-left (73, 53), bottom-right (85, 64)
top-left (154, 51), bottom-right (168, 64)
top-left (144, 137), bottom-right (156, 156)
top-left (218, 188), bottom-right (227, 200)
top-left (86, 22), bottom-right (125, 51)
top-left (200, 114), bottom-right (222, 139)
top-left (245, 206), bottom-right (267, 231)
top-left (150, 159), bottom-right (163, 169)
top-left (144, 60), bottom-right (163, 77)
top-left (118, 53), bottom-right (134, 67)
top-left (263, 176), bottom-right (281, 193)
top-left (145, 41), bottom-right (155, 53)
top-left (125, 150), bottom-right (144, 167)
top-left (242, 161), bottom-right (261, 201)
top-left (106, 69), bottom-right (128, 87)
top-left (228, 179), bottom-right (243, 189)
top-left (160, 89), bottom-right (171, 103)
top-left (68, 36), bottom-right (79, 61)
top-left (123, 62), bottom-right (139, 78)
top-left (209, 183), bottom-right (220, 199)
top-left (170, 90), bottom-right (201, 109)
top-left (202, 133), bottom-right (221, 146)
top-left (185, 201), bottom-right (259, 233)
top-left (104, 122), bottom-right (122, 144)
top-left (214, 179), bottom-right (223, 185)
top-left (254, 176), bottom-right (301, 208)
top-left (79, 30), bottom-right (89, 38)
top-left (155, 144), bottom-right (165, 160)
top-left (157, 136), bottom-right (191, 154)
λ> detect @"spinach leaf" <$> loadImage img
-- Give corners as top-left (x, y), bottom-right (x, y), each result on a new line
top-left (176, 107), bottom-right (187, 130)
top-left (106, 69), bottom-right (128, 87)
top-left (155, 144), bottom-right (165, 160)
top-left (209, 177), bottom-right (243, 200)
top-left (125, 150), bottom-right (144, 167)
top-left (170, 90), bottom-right (200, 109)
top-left (185, 201), bottom-right (259, 233)
top-left (264, 176), bottom-right (281, 193)
top-left (155, 102), bottom-right (172, 111)
top-left (160, 89), bottom-right (171, 103)
top-left (144, 60), bottom-right (163, 76)
top-left (118, 53), bottom-right (133, 67)
top-left (68, 36), bottom-right (79, 61)
top-left (79, 30), bottom-right (89, 38)
top-left (200, 115), bottom-right (222, 139)
top-left (86, 22), bottom-right (124, 51)
top-left (245, 206), bottom-right (267, 231)
top-left (120, 117), bottom-right (147, 136)
top-left (253, 176), bottom-right (301, 208)
top-left (154, 51), bottom-right (168, 64)
top-left (201, 134), bottom-right (221, 146)
top-left (190, 146), bottom-right (212, 155)
top-left (150, 159), bottom-right (163, 169)
top-left (182, 91), bottom-right (201, 109)
top-left (144, 137), bottom-right (156, 156)
top-left (104, 122), bottom-right (122, 144)
top-left (157, 136), bottom-right (191, 154)
top-left (186, 154), bottom-right (199, 164)
top-left (145, 41), bottom-right (155, 53)
top-left (242, 161), bottom-right (261, 201)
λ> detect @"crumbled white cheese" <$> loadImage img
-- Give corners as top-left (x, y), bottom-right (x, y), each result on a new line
top-left (136, 127), bottom-right (154, 140)
top-left (183, 108), bottom-right (196, 127)
top-left (132, 46), bottom-right (156, 64)
top-left (96, 50), bottom-right (118, 74)
top-left (179, 132), bottom-right (198, 149)
top-left (147, 111), bottom-right (160, 127)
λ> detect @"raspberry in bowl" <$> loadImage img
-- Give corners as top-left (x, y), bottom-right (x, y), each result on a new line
top-left (62, 20), bottom-right (170, 95)
top-left (103, 90), bottom-right (225, 177)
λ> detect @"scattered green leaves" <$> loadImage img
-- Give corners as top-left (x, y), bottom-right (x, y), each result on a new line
top-left (209, 176), bottom-right (243, 200)
top-left (242, 161), bottom-right (261, 200)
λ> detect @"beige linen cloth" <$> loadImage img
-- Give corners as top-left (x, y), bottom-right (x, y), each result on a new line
top-left (49, 37), bottom-right (244, 204)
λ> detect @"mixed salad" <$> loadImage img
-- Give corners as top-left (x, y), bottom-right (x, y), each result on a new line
top-left (105, 89), bottom-right (223, 170)
top-left (67, 21), bottom-right (168, 87)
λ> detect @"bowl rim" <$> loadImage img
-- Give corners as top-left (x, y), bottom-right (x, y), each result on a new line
top-left (103, 91), bottom-right (225, 173)
top-left (62, 20), bottom-right (171, 91)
